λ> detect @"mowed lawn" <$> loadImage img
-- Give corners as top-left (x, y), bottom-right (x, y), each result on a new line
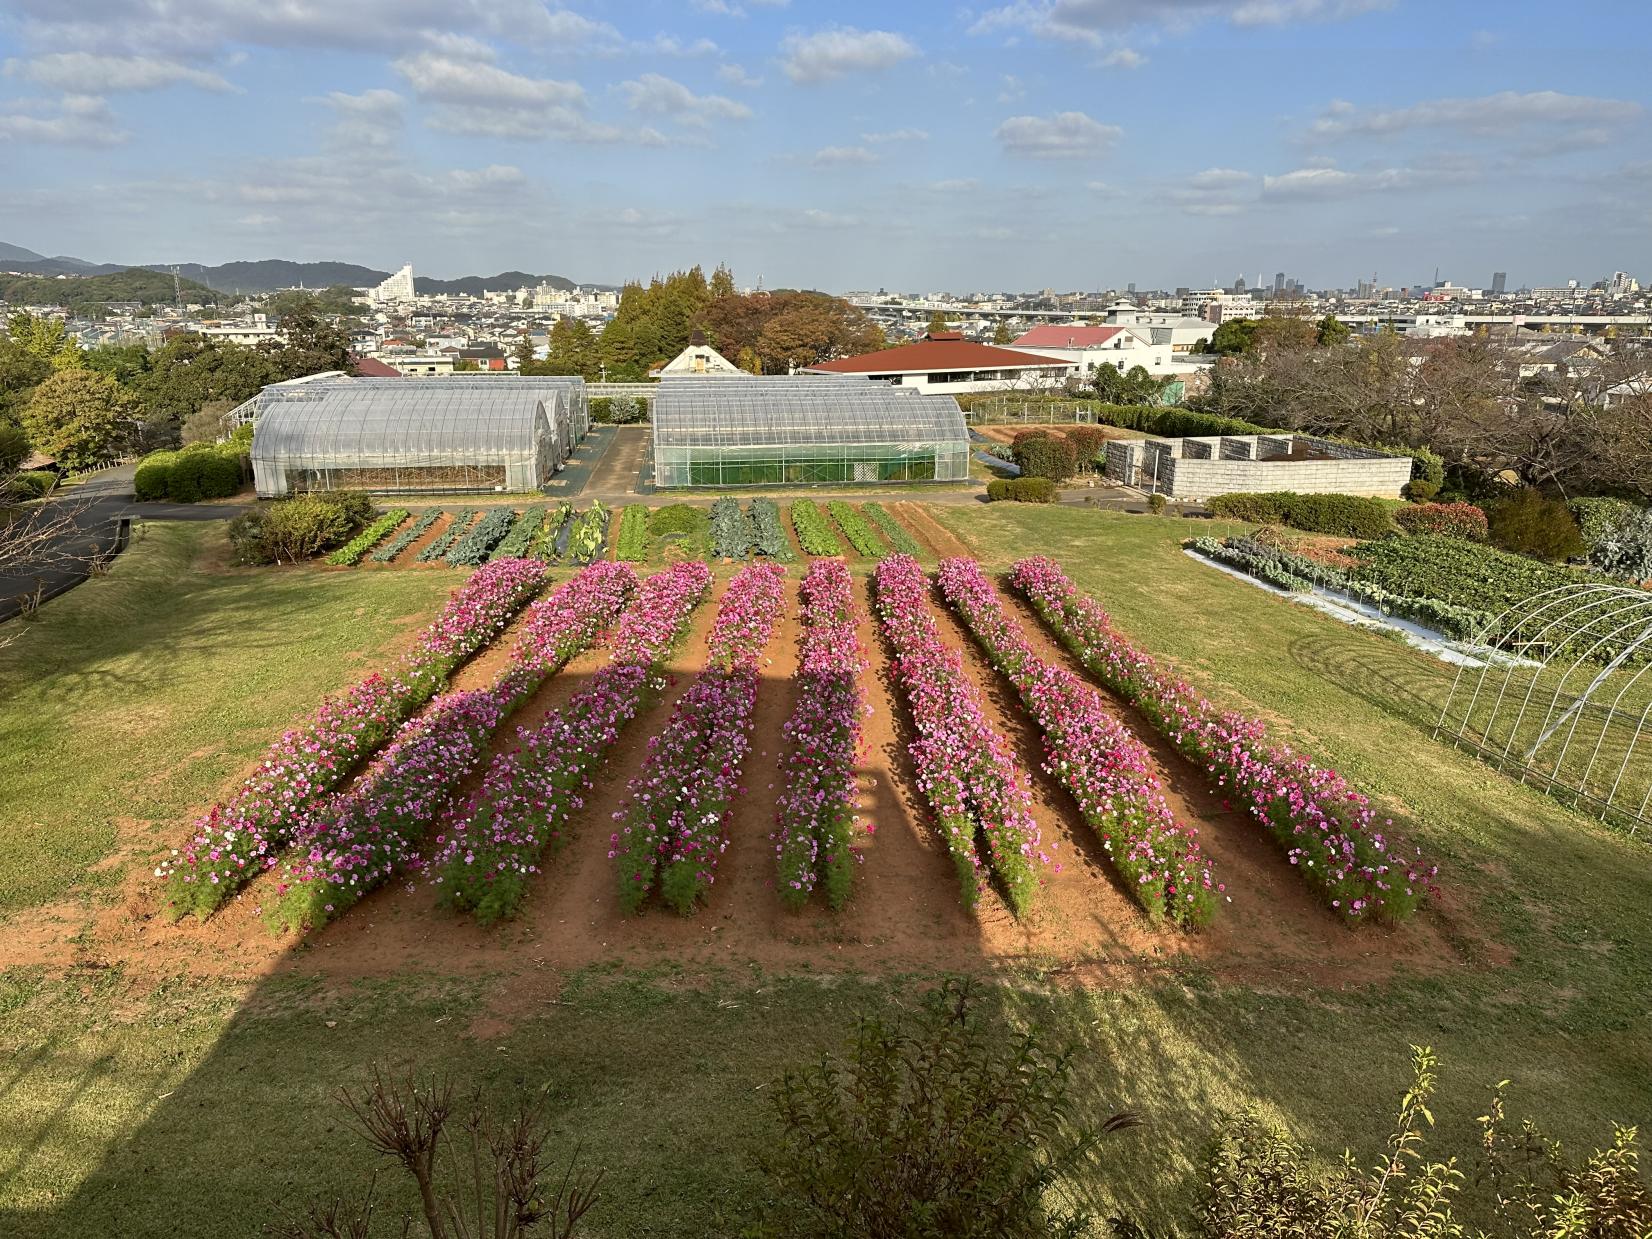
top-left (1, 511), bottom-right (1650, 1238)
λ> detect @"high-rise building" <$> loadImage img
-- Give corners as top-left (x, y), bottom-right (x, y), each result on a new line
top-left (369, 263), bottom-right (415, 305)
top-left (1233, 275), bottom-right (1246, 294)
top-left (1273, 271), bottom-right (1286, 295)
top-left (1491, 271), bottom-right (1507, 295)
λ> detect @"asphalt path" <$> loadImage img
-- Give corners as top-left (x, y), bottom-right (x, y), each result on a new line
top-left (0, 466), bottom-right (243, 624)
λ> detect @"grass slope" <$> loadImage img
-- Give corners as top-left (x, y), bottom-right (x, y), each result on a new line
top-left (0, 508), bottom-right (1649, 1237)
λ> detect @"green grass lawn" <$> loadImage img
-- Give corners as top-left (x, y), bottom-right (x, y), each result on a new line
top-left (1, 510), bottom-right (1650, 1238)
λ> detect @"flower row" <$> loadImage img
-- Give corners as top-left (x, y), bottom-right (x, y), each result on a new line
top-left (611, 561), bottom-right (787, 915)
top-left (935, 557), bottom-right (1218, 929)
top-left (160, 556), bottom-right (549, 920)
top-left (1008, 556), bottom-right (1436, 922)
top-left (263, 561), bottom-right (638, 933)
top-left (872, 554), bottom-right (1048, 915)
top-left (773, 560), bottom-right (869, 910)
top-left (432, 560), bottom-right (714, 924)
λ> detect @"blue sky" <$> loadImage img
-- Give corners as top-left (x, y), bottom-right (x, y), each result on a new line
top-left (0, 0), bottom-right (1647, 291)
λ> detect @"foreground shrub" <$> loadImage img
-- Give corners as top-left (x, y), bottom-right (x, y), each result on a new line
top-left (276, 1066), bottom-right (603, 1239)
top-left (1201, 1045), bottom-right (1652, 1239)
top-left (1394, 500), bottom-right (1488, 541)
top-left (1065, 425), bottom-right (1110, 471)
top-left (9, 469), bottom-right (56, 498)
top-left (1488, 488), bottom-right (1586, 561)
top-left (986, 477), bottom-right (1057, 503)
top-left (167, 443), bottom-right (244, 502)
top-left (1206, 492), bottom-right (1285, 525)
top-left (756, 981), bottom-right (1138, 1239)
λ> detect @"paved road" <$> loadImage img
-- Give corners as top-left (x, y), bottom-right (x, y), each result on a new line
top-left (0, 466), bottom-right (243, 624)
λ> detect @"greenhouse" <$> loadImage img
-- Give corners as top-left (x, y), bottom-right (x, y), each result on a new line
top-left (248, 376), bottom-right (589, 497)
top-left (651, 377), bottom-right (970, 487)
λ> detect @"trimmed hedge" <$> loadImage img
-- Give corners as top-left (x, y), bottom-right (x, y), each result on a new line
top-left (133, 442), bottom-right (247, 503)
top-left (986, 477), bottom-right (1058, 503)
top-left (1206, 491), bottom-right (1394, 538)
top-left (1011, 432), bottom-right (1078, 481)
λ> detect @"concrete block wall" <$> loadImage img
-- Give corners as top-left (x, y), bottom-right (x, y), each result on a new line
top-left (1162, 453), bottom-right (1412, 500)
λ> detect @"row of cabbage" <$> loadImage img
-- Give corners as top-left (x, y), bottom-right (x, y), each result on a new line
top-left (335, 503), bottom-right (613, 567)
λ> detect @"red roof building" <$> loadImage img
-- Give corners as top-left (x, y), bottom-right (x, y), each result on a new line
top-left (802, 331), bottom-right (1075, 394)
top-left (352, 355), bottom-right (404, 378)
top-left (1011, 325), bottom-right (1128, 348)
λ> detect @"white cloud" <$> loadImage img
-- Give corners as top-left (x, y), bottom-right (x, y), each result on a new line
top-left (1260, 163), bottom-right (1472, 198)
top-left (1101, 47), bottom-right (1146, 68)
top-left (0, 94), bottom-right (127, 146)
top-left (392, 50), bottom-right (660, 144)
top-left (929, 177), bottom-right (980, 192)
top-left (2, 52), bottom-right (236, 93)
top-left (717, 63), bottom-right (763, 87)
top-left (971, 0), bottom-right (1389, 45)
top-left (997, 74), bottom-right (1025, 103)
top-left (780, 28), bottom-right (918, 83)
top-left (1308, 90), bottom-right (1642, 140)
top-left (1170, 166), bottom-right (1255, 214)
top-left (620, 74), bottom-right (751, 125)
top-left (316, 88), bottom-right (405, 149)
top-left (797, 208), bottom-right (860, 228)
top-left (862, 128), bottom-right (927, 143)
top-left (995, 111), bottom-right (1121, 158)
top-left (812, 144), bottom-right (877, 166)
top-left (642, 35), bottom-right (721, 57)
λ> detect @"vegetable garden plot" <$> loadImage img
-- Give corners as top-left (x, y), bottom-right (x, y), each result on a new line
top-left (1009, 556), bottom-right (1436, 924)
top-left (160, 557), bottom-right (550, 920)
top-left (611, 561), bottom-right (787, 915)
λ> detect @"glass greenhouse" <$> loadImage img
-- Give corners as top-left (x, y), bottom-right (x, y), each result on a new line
top-left (651, 377), bottom-right (970, 487)
top-left (248, 377), bottom-right (589, 497)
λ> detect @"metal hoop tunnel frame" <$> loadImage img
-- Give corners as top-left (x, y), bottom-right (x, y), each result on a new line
top-left (1434, 583), bottom-right (1652, 835)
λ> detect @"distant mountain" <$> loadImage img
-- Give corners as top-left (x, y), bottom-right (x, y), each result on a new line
top-left (0, 266), bottom-right (222, 309)
top-left (416, 270), bottom-right (575, 296)
top-left (1, 242), bottom-right (582, 296)
top-left (149, 259), bottom-right (392, 294)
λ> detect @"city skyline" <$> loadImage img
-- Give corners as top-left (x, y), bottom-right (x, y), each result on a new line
top-left (1, 0), bottom-right (1648, 291)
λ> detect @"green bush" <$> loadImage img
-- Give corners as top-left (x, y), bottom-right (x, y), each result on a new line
top-left (1569, 497), bottom-right (1641, 548)
top-left (1207, 491), bottom-right (1393, 538)
top-left (1207, 492), bottom-right (1286, 524)
top-left (1148, 492), bottom-right (1167, 515)
top-left (1402, 479), bottom-right (1440, 502)
top-left (1407, 444), bottom-right (1445, 488)
top-left (229, 494), bottom-right (359, 565)
top-left (10, 469), bottom-right (57, 498)
top-left (133, 450), bottom-right (176, 501)
top-left (591, 395), bottom-right (650, 424)
top-left (986, 477), bottom-right (1057, 503)
top-left (1011, 432), bottom-right (1077, 481)
top-left (0, 423), bottom-right (28, 472)
top-left (1064, 425), bottom-right (1110, 471)
top-left (1488, 488), bottom-right (1585, 561)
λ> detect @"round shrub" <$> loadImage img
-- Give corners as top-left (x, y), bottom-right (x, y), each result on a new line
top-left (1065, 426), bottom-right (1110, 471)
top-left (1012, 435), bottom-right (1077, 481)
top-left (133, 450), bottom-right (176, 501)
top-left (1402, 479), bottom-right (1440, 502)
top-left (9, 469), bottom-right (57, 498)
top-left (165, 448), bottom-right (212, 503)
top-left (1488, 488), bottom-right (1585, 561)
top-left (1395, 501), bottom-right (1488, 541)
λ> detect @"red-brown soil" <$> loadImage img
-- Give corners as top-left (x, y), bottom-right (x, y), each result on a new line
top-left (974, 423), bottom-right (1140, 446)
top-left (4, 560), bottom-right (1496, 994)
top-left (889, 502), bottom-right (973, 559)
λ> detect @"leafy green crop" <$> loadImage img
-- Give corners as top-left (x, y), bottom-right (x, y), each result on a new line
top-left (791, 500), bottom-right (843, 556)
top-left (326, 508), bottom-right (409, 566)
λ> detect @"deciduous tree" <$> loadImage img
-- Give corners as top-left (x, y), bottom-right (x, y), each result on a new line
top-left (20, 368), bottom-right (140, 469)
